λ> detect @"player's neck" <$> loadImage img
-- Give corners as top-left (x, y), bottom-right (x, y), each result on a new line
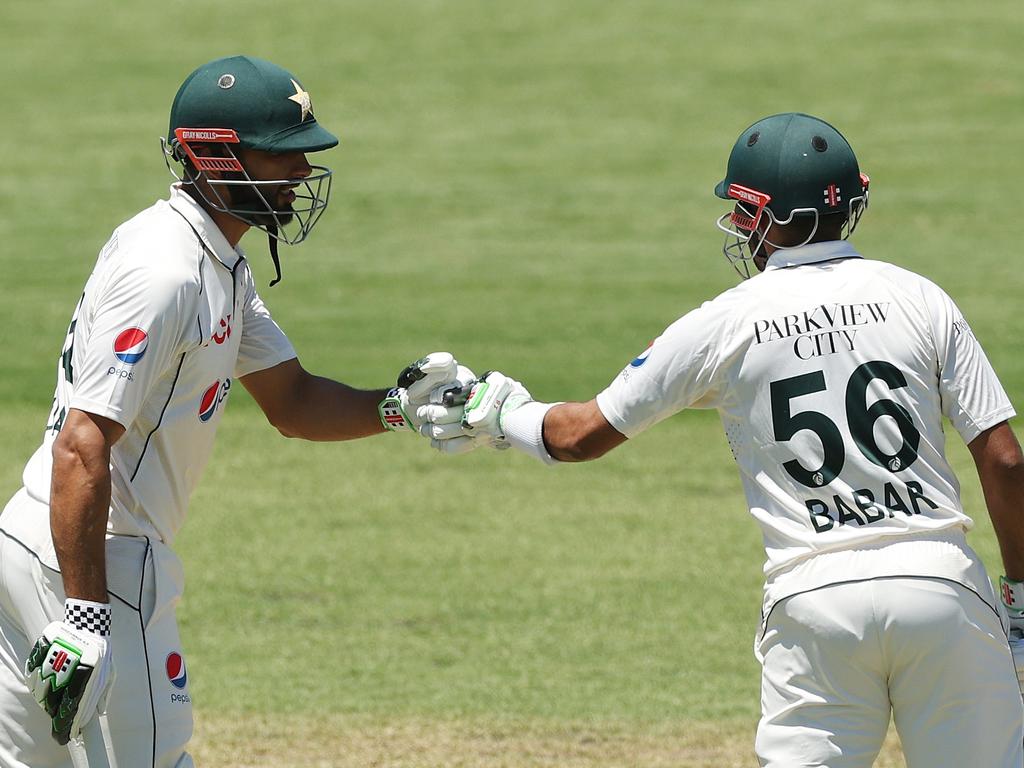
top-left (206, 207), bottom-right (249, 247)
top-left (181, 185), bottom-right (250, 246)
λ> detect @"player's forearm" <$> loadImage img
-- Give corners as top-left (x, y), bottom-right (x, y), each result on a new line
top-left (542, 400), bottom-right (627, 462)
top-left (981, 469), bottom-right (1024, 580)
top-left (281, 374), bottom-right (389, 441)
top-left (971, 423), bottom-right (1024, 579)
top-left (50, 431), bottom-right (112, 603)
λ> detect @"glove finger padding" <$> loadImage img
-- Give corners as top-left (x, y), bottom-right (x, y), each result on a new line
top-left (25, 622), bottom-right (115, 745)
top-left (430, 365), bottom-right (476, 405)
top-left (415, 403), bottom-right (464, 426)
top-left (462, 371), bottom-right (534, 443)
top-left (420, 420), bottom-right (473, 440)
top-left (400, 353), bottom-right (457, 404)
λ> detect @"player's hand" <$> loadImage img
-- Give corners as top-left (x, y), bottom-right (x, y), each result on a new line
top-left (24, 620), bottom-right (115, 745)
top-left (460, 371), bottom-right (535, 448)
top-left (379, 352), bottom-right (478, 454)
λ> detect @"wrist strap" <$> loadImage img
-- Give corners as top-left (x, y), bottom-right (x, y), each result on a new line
top-left (379, 388), bottom-right (412, 431)
top-left (502, 401), bottom-right (560, 465)
top-left (64, 598), bottom-right (112, 636)
top-left (1001, 576), bottom-right (1024, 617)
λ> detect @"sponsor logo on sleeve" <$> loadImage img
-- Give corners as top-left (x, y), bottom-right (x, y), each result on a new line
top-left (166, 651), bottom-right (192, 704)
top-left (629, 342), bottom-right (654, 368)
top-left (166, 652), bottom-right (188, 689)
top-left (113, 328), bottom-right (149, 364)
top-left (198, 378), bottom-right (232, 422)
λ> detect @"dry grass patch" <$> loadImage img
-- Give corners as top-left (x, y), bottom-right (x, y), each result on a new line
top-left (191, 714), bottom-right (906, 767)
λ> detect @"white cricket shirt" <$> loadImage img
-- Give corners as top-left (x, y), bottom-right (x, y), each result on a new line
top-left (20, 185), bottom-right (296, 549)
top-left (597, 241), bottom-right (1015, 611)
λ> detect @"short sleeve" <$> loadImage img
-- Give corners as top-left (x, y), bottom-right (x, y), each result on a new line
top-left (926, 283), bottom-right (1015, 443)
top-left (234, 266), bottom-right (296, 378)
top-left (596, 300), bottom-right (733, 438)
top-left (69, 263), bottom-right (196, 428)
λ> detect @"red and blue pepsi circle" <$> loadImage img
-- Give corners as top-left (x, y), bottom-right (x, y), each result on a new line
top-left (166, 652), bottom-right (187, 689)
top-left (113, 327), bottom-right (149, 365)
top-left (630, 342), bottom-right (654, 368)
top-left (198, 381), bottom-right (222, 422)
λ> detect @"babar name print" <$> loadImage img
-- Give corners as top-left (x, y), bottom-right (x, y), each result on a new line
top-left (752, 302), bottom-right (890, 360)
top-left (806, 479), bottom-right (938, 533)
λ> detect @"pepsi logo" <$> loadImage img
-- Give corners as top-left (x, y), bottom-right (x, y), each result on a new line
top-left (198, 378), bottom-right (231, 422)
top-left (113, 328), bottom-right (149, 365)
top-left (629, 342), bottom-right (654, 368)
top-left (166, 652), bottom-right (187, 690)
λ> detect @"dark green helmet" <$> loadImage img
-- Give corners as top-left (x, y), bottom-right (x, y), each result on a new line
top-left (168, 55), bottom-right (338, 156)
top-left (162, 56), bottom-right (339, 286)
top-left (714, 113), bottom-right (869, 279)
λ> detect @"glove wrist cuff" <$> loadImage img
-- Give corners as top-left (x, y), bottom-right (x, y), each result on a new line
top-left (502, 401), bottom-right (560, 465)
top-left (379, 388), bottom-right (413, 432)
top-left (1000, 576), bottom-right (1024, 618)
top-left (64, 598), bottom-right (112, 636)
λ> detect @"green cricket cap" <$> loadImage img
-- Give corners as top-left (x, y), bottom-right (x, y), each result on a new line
top-left (169, 55), bottom-right (338, 153)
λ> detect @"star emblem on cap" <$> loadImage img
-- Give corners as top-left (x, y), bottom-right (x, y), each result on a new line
top-left (287, 78), bottom-right (312, 121)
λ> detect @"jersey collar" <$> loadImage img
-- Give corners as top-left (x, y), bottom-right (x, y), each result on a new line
top-left (764, 240), bottom-right (862, 270)
top-left (168, 184), bottom-right (245, 271)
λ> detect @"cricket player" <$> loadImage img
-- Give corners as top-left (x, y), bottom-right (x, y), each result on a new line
top-left (445, 113), bottom-right (1024, 766)
top-left (0, 55), bottom-right (471, 768)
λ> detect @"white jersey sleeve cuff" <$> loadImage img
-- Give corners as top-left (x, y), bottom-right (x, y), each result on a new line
top-left (234, 351), bottom-right (298, 379)
top-left (66, 397), bottom-right (130, 428)
top-left (959, 405), bottom-right (1017, 445)
top-left (595, 388), bottom-right (640, 439)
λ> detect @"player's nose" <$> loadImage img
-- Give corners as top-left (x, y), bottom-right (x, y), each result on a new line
top-left (291, 153), bottom-right (312, 179)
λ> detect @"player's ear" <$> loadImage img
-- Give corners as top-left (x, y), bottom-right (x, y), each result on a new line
top-left (189, 144), bottom-right (225, 181)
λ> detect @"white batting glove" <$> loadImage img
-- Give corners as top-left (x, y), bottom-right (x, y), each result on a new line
top-left (25, 600), bottom-right (115, 746)
top-left (1000, 576), bottom-right (1024, 696)
top-left (461, 371), bottom-right (535, 448)
top-left (379, 353), bottom-right (479, 454)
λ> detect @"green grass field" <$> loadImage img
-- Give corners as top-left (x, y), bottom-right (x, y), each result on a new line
top-left (2, 2), bottom-right (1022, 765)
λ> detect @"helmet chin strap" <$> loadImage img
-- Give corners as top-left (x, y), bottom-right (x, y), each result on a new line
top-left (267, 223), bottom-right (283, 287)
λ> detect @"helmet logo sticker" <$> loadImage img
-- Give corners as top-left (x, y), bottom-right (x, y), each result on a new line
top-left (824, 184), bottom-right (842, 207)
top-left (217, 74), bottom-right (235, 89)
top-left (287, 79), bottom-right (312, 121)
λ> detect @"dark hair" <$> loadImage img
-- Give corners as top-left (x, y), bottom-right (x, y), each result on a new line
top-left (777, 211), bottom-right (848, 245)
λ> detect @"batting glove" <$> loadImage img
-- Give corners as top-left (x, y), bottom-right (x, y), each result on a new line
top-left (461, 371), bottom-right (535, 448)
top-left (25, 600), bottom-right (115, 746)
top-left (379, 352), bottom-right (478, 454)
top-left (1000, 576), bottom-right (1024, 696)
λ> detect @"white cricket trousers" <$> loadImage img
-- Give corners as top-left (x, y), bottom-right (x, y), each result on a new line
top-left (755, 577), bottom-right (1024, 767)
top-left (0, 489), bottom-right (194, 768)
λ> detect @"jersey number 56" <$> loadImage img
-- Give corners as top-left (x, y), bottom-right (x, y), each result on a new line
top-left (770, 360), bottom-right (921, 488)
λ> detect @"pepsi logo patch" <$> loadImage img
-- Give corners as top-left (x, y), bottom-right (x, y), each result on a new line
top-left (113, 328), bottom-right (149, 364)
top-left (198, 378), bottom-right (231, 422)
top-left (629, 342), bottom-right (654, 368)
top-left (166, 652), bottom-right (187, 689)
